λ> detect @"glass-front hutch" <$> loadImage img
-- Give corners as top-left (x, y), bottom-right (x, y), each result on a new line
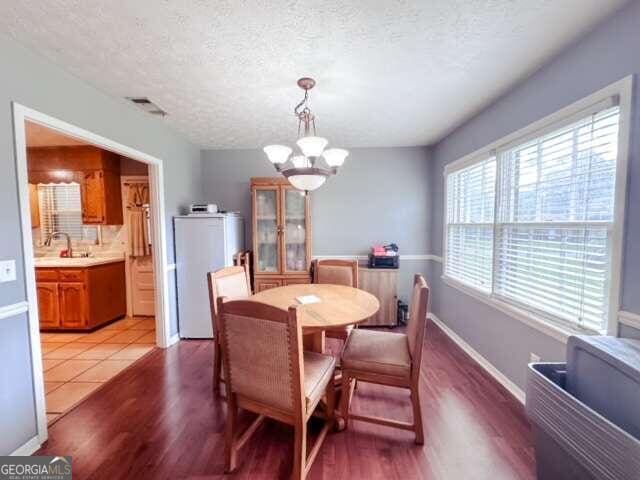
top-left (251, 178), bottom-right (312, 291)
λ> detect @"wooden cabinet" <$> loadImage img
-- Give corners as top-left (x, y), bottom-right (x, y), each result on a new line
top-left (29, 183), bottom-right (40, 228)
top-left (58, 283), bottom-right (87, 328)
top-left (28, 146), bottom-right (123, 225)
top-left (36, 261), bottom-right (126, 331)
top-left (81, 169), bottom-right (123, 224)
top-left (251, 178), bottom-right (312, 291)
top-left (81, 170), bottom-right (106, 223)
top-left (358, 267), bottom-right (398, 327)
top-left (255, 278), bottom-right (283, 292)
top-left (36, 282), bottom-right (60, 328)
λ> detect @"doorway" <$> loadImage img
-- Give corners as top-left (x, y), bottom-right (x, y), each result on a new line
top-left (13, 103), bottom-right (174, 447)
top-left (121, 175), bottom-right (156, 317)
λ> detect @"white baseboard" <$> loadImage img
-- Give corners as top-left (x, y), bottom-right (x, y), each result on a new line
top-left (10, 436), bottom-right (40, 456)
top-left (166, 333), bottom-right (180, 347)
top-left (429, 313), bottom-right (525, 404)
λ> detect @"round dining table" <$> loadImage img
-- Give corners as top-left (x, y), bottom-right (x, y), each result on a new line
top-left (250, 283), bottom-right (380, 353)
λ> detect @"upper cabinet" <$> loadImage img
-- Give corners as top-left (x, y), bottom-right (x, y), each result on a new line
top-left (29, 183), bottom-right (40, 229)
top-left (251, 178), bottom-right (312, 291)
top-left (28, 146), bottom-right (123, 225)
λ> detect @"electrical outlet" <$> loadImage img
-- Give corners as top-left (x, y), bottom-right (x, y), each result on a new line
top-left (0, 260), bottom-right (16, 283)
top-left (530, 352), bottom-right (541, 363)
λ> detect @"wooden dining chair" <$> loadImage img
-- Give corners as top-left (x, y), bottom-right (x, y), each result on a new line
top-left (207, 264), bottom-right (252, 396)
top-left (339, 274), bottom-right (429, 444)
top-left (217, 298), bottom-right (336, 479)
top-left (312, 259), bottom-right (359, 341)
top-left (233, 250), bottom-right (254, 291)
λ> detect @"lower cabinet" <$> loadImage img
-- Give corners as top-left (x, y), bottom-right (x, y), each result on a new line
top-left (254, 278), bottom-right (282, 292)
top-left (358, 267), bottom-right (398, 327)
top-left (58, 282), bottom-right (87, 328)
top-left (36, 261), bottom-right (126, 330)
top-left (36, 282), bottom-right (60, 328)
top-left (254, 275), bottom-right (311, 292)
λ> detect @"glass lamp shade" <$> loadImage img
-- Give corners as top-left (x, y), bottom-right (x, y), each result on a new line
top-left (263, 144), bottom-right (292, 164)
top-left (322, 148), bottom-right (349, 167)
top-left (296, 136), bottom-right (328, 157)
top-left (287, 174), bottom-right (326, 191)
top-left (291, 155), bottom-right (308, 168)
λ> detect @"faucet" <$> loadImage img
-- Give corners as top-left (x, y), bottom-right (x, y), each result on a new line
top-left (44, 231), bottom-right (73, 258)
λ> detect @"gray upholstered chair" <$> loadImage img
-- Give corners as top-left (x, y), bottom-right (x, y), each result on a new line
top-left (217, 298), bottom-right (336, 479)
top-left (312, 259), bottom-right (359, 341)
top-left (339, 273), bottom-right (429, 444)
top-left (207, 264), bottom-right (252, 396)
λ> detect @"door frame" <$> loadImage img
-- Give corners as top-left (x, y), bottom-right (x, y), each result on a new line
top-left (12, 103), bottom-right (175, 446)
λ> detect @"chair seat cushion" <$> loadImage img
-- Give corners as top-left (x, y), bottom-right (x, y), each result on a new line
top-left (303, 351), bottom-right (336, 411)
top-left (341, 329), bottom-right (411, 377)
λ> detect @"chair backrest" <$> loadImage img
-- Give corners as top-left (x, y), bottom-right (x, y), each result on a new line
top-left (217, 299), bottom-right (304, 414)
top-left (312, 259), bottom-right (358, 287)
top-left (407, 274), bottom-right (429, 373)
top-left (207, 265), bottom-right (252, 335)
top-left (233, 250), bottom-right (251, 268)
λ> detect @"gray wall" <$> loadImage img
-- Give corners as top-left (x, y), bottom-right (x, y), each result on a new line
top-left (0, 33), bottom-right (202, 454)
top-left (201, 147), bottom-right (432, 300)
top-left (429, 0), bottom-right (640, 389)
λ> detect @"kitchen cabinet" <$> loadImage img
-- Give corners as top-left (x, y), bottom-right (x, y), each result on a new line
top-left (251, 177), bottom-right (312, 291)
top-left (58, 282), bottom-right (87, 328)
top-left (28, 146), bottom-right (123, 225)
top-left (81, 169), bottom-right (123, 224)
top-left (81, 170), bottom-right (105, 223)
top-left (29, 183), bottom-right (40, 228)
top-left (36, 282), bottom-right (60, 328)
top-left (36, 260), bottom-right (126, 331)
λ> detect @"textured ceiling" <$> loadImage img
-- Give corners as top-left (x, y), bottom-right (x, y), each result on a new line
top-left (0, 1), bottom-right (627, 149)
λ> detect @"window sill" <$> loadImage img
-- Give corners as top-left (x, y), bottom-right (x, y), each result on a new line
top-left (440, 275), bottom-right (601, 344)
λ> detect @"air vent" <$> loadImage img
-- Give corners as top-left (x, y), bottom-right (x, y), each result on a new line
top-left (126, 97), bottom-right (167, 117)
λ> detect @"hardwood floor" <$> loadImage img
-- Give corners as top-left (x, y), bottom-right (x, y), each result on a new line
top-left (36, 321), bottom-right (535, 479)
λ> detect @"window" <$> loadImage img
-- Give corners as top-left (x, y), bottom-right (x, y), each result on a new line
top-left (444, 90), bottom-right (626, 334)
top-left (38, 183), bottom-right (84, 242)
top-left (445, 157), bottom-right (496, 291)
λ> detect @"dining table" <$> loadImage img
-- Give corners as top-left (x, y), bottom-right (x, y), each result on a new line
top-left (250, 283), bottom-right (380, 353)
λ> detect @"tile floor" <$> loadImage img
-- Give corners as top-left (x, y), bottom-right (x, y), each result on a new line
top-left (41, 317), bottom-right (156, 424)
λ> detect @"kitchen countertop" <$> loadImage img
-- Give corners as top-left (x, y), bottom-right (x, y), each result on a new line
top-left (34, 255), bottom-right (125, 268)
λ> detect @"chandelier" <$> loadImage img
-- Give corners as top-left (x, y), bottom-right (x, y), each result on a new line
top-left (263, 77), bottom-right (348, 192)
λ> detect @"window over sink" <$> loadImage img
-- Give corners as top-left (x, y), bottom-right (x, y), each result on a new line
top-left (37, 182), bottom-right (94, 244)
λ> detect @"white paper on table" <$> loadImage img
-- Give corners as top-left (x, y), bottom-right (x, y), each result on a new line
top-left (296, 295), bottom-right (321, 305)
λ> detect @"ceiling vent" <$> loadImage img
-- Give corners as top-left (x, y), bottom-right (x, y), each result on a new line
top-left (126, 97), bottom-right (167, 117)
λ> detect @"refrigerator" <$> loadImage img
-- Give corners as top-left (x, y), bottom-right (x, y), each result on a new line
top-left (174, 213), bottom-right (244, 338)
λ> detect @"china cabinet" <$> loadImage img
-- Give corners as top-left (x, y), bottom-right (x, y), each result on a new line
top-left (251, 178), bottom-right (312, 291)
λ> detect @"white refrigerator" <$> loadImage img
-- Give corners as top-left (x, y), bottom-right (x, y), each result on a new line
top-left (174, 213), bottom-right (244, 338)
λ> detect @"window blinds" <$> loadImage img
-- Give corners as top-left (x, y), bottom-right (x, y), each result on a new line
top-left (494, 106), bottom-right (619, 331)
top-left (445, 157), bottom-right (496, 292)
top-left (443, 100), bottom-right (621, 333)
top-left (38, 183), bottom-right (84, 242)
